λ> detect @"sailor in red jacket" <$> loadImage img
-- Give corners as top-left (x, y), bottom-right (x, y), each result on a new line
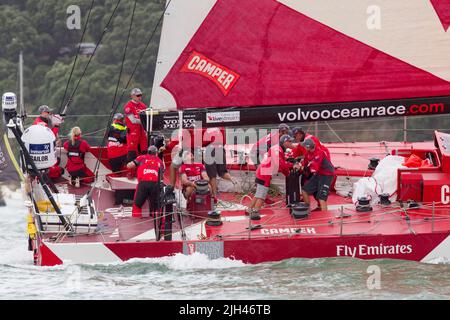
top-left (299, 138), bottom-right (335, 211)
top-left (123, 88), bottom-right (148, 162)
top-left (251, 123), bottom-right (290, 164)
top-left (246, 135), bottom-right (294, 220)
top-left (126, 146), bottom-right (164, 217)
top-left (63, 126), bottom-right (95, 186)
top-left (33, 105), bottom-right (60, 139)
top-left (179, 149), bottom-right (210, 200)
top-left (107, 113), bottom-right (128, 173)
top-left (290, 127), bottom-right (330, 160)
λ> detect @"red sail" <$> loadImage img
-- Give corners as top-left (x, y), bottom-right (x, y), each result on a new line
top-left (159, 0), bottom-right (450, 110)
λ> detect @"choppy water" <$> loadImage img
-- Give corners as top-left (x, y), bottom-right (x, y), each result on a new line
top-left (1, 196), bottom-right (449, 300)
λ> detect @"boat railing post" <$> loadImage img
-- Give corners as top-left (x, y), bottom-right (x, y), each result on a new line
top-left (248, 216), bottom-right (251, 239)
top-left (432, 201), bottom-right (435, 233)
top-left (403, 116), bottom-right (407, 143)
top-left (339, 206), bottom-right (344, 236)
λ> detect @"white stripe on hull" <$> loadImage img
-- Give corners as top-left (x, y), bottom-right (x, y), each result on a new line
top-left (45, 242), bottom-right (122, 264)
top-left (420, 236), bottom-right (450, 263)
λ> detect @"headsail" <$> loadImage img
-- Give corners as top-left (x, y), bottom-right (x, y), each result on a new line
top-left (150, 0), bottom-right (450, 128)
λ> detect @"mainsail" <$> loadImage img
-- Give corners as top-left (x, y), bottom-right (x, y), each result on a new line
top-left (149, 0), bottom-right (450, 128)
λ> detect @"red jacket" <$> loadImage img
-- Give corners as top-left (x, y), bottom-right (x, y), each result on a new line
top-left (253, 131), bottom-right (280, 154)
top-left (124, 100), bottom-right (147, 128)
top-left (63, 136), bottom-right (91, 172)
top-left (134, 154), bottom-right (164, 182)
top-left (166, 128), bottom-right (221, 152)
top-left (255, 145), bottom-right (292, 187)
top-left (291, 133), bottom-right (330, 160)
top-left (107, 121), bottom-right (127, 159)
top-left (179, 163), bottom-right (207, 183)
top-left (302, 147), bottom-right (335, 176)
top-left (33, 117), bottom-right (59, 137)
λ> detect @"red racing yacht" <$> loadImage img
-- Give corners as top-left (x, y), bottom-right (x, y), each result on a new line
top-left (2, 0), bottom-right (450, 266)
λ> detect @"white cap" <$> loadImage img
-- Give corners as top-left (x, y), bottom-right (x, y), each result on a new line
top-left (38, 105), bottom-right (52, 113)
top-left (131, 88), bottom-right (142, 96)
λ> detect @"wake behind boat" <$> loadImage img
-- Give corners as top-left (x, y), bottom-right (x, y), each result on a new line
top-left (2, 0), bottom-right (450, 266)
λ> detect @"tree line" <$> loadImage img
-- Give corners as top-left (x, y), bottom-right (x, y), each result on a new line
top-left (0, 0), bottom-right (164, 142)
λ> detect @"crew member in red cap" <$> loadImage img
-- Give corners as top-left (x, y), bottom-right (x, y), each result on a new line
top-left (251, 123), bottom-right (290, 165)
top-left (299, 138), bottom-right (335, 211)
top-left (123, 88), bottom-right (148, 163)
top-left (107, 113), bottom-right (128, 173)
top-left (63, 126), bottom-right (95, 186)
top-left (246, 135), bottom-right (296, 220)
top-left (127, 145), bottom-right (164, 218)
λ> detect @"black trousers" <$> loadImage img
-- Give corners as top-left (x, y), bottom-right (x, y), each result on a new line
top-left (134, 181), bottom-right (160, 212)
top-left (109, 155), bottom-right (127, 173)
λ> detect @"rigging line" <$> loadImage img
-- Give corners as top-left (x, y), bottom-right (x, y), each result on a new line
top-left (58, 0), bottom-right (96, 114)
top-left (92, 0), bottom-right (138, 180)
top-left (63, 0), bottom-right (122, 116)
top-left (324, 121), bottom-right (353, 179)
top-left (110, 0), bottom-right (172, 110)
top-left (89, 0), bottom-right (172, 185)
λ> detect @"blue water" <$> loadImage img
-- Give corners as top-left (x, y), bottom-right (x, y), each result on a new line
top-left (0, 196), bottom-right (449, 300)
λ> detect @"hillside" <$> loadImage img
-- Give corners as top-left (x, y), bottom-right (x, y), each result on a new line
top-left (0, 0), bottom-right (164, 142)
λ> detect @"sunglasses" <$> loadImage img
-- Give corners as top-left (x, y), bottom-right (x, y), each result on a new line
top-left (136, 94), bottom-right (142, 97)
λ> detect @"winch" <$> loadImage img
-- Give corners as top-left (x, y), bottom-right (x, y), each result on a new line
top-left (356, 196), bottom-right (373, 212)
top-left (291, 202), bottom-right (310, 219)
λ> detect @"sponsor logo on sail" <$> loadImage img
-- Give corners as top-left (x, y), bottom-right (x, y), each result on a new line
top-left (181, 51), bottom-right (240, 96)
top-left (206, 111), bottom-right (240, 123)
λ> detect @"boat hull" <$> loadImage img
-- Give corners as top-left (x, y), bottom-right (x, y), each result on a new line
top-left (37, 231), bottom-right (450, 266)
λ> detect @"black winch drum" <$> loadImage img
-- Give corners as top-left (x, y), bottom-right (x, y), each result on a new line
top-left (195, 180), bottom-right (209, 195)
top-left (206, 210), bottom-right (223, 226)
top-left (291, 202), bottom-right (309, 219)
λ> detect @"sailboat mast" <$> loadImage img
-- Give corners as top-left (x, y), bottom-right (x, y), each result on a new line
top-left (19, 52), bottom-right (25, 118)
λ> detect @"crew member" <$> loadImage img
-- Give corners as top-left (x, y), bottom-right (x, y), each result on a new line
top-left (179, 149), bottom-right (210, 201)
top-left (123, 88), bottom-right (148, 162)
top-left (107, 113), bottom-right (127, 173)
top-left (126, 145), bottom-right (164, 218)
top-left (63, 127), bottom-right (95, 186)
top-left (246, 135), bottom-right (295, 220)
top-left (203, 128), bottom-right (236, 201)
top-left (290, 127), bottom-right (330, 160)
top-left (48, 157), bottom-right (64, 181)
top-left (34, 105), bottom-right (65, 182)
top-left (299, 139), bottom-right (335, 211)
top-left (163, 128), bottom-right (212, 188)
top-left (33, 105), bottom-right (61, 141)
top-left (149, 132), bottom-right (166, 160)
top-left (251, 123), bottom-right (290, 164)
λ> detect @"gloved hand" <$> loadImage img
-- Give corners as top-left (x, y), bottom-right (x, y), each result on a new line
top-left (51, 114), bottom-right (64, 126)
